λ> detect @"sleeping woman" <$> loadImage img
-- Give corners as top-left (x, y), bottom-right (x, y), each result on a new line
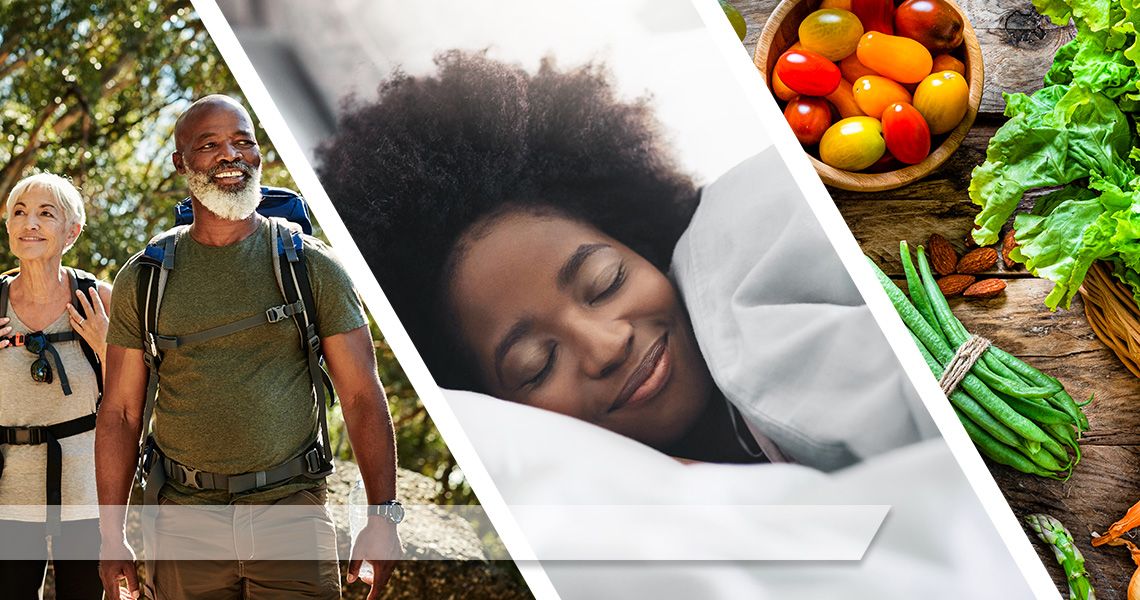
top-left (317, 51), bottom-right (931, 470)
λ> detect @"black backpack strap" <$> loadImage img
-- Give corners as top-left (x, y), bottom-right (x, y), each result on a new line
top-left (0, 272), bottom-right (10, 320)
top-left (270, 218), bottom-right (335, 476)
top-left (68, 267), bottom-right (103, 405)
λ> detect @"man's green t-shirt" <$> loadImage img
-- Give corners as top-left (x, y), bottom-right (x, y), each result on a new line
top-left (107, 217), bottom-right (367, 504)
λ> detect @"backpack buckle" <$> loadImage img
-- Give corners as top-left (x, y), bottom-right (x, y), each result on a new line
top-left (9, 427), bottom-right (45, 445)
top-left (172, 462), bottom-right (203, 489)
top-left (303, 447), bottom-right (323, 474)
top-left (265, 304), bottom-right (290, 324)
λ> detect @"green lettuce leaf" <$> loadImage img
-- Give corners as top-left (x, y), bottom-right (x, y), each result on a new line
top-left (969, 85), bottom-right (1135, 246)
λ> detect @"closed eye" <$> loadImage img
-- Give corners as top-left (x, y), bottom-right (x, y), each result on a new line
top-left (590, 263), bottom-right (626, 305)
top-left (523, 345), bottom-right (557, 389)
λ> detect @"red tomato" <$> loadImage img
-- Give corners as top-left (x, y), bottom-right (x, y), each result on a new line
top-left (895, 0), bottom-right (964, 53)
top-left (784, 96), bottom-right (833, 145)
top-left (881, 102), bottom-right (930, 164)
top-left (774, 48), bottom-right (841, 96)
top-left (851, 0), bottom-right (894, 33)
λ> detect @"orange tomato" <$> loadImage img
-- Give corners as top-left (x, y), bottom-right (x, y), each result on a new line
top-left (913, 70), bottom-right (969, 134)
top-left (820, 0), bottom-right (852, 10)
top-left (856, 32), bottom-right (933, 83)
top-left (798, 9), bottom-right (864, 61)
top-left (931, 54), bottom-right (966, 76)
top-left (771, 71), bottom-right (798, 101)
top-left (839, 53), bottom-right (878, 82)
top-left (819, 116), bottom-right (886, 171)
top-left (852, 75), bottom-right (912, 119)
top-left (825, 78), bottom-right (864, 118)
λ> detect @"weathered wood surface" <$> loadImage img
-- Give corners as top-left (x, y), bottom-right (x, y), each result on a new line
top-left (732, 0), bottom-right (1139, 596)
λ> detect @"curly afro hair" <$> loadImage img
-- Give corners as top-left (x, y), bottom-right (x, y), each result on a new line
top-left (317, 51), bottom-right (699, 390)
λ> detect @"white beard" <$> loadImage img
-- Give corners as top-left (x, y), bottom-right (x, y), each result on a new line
top-left (186, 164), bottom-right (262, 221)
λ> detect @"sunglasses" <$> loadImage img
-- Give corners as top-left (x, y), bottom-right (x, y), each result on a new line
top-left (8, 332), bottom-right (54, 384)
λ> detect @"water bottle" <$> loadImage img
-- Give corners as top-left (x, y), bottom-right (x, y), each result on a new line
top-left (348, 479), bottom-right (375, 584)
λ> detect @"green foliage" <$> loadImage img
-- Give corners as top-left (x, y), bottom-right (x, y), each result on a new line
top-left (327, 319), bottom-right (474, 507)
top-left (0, 0), bottom-right (294, 278)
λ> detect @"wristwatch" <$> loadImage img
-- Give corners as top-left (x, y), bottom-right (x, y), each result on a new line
top-left (367, 500), bottom-right (404, 524)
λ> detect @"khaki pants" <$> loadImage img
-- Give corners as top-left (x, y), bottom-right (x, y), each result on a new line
top-left (144, 485), bottom-right (341, 600)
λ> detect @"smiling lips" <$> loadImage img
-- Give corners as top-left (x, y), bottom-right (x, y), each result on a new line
top-left (611, 334), bottom-right (671, 412)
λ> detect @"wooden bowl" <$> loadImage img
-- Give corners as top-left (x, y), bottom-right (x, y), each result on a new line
top-left (754, 0), bottom-right (983, 192)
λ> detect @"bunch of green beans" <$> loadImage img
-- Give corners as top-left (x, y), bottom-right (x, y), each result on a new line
top-left (867, 241), bottom-right (1088, 479)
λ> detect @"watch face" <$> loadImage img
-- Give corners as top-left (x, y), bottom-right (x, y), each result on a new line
top-left (387, 503), bottom-right (405, 524)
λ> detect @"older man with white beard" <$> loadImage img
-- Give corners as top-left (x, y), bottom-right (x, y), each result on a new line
top-left (95, 95), bottom-right (400, 600)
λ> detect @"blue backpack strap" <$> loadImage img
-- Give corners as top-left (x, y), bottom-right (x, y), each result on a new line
top-left (133, 226), bottom-right (185, 491)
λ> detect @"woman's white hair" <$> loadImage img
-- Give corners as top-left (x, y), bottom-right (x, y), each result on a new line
top-left (5, 172), bottom-right (86, 252)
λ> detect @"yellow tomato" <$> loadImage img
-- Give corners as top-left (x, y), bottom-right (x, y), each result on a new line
top-left (913, 70), bottom-right (969, 134)
top-left (819, 116), bottom-right (886, 171)
top-left (799, 9), bottom-right (864, 61)
top-left (852, 75), bottom-right (912, 119)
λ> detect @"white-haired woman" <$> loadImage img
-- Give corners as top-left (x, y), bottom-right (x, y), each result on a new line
top-left (0, 173), bottom-right (110, 599)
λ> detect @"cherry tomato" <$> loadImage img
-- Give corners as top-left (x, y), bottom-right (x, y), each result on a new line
top-left (852, 75), bottom-right (912, 119)
top-left (825, 79), bottom-right (865, 118)
top-left (771, 71), bottom-right (798, 101)
top-left (819, 116), bottom-right (886, 171)
top-left (784, 97), bottom-right (833, 145)
top-left (857, 32), bottom-right (933, 83)
top-left (913, 70), bottom-right (969, 134)
top-left (931, 54), bottom-right (966, 76)
top-left (881, 102), bottom-right (931, 164)
top-left (840, 53), bottom-right (878, 82)
top-left (774, 48), bottom-right (841, 96)
top-left (851, 0), bottom-right (894, 34)
top-left (895, 0), bottom-right (965, 53)
top-left (798, 9), bottom-right (864, 61)
top-left (820, 0), bottom-right (852, 9)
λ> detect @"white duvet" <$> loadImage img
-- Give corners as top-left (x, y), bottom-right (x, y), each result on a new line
top-left (443, 148), bottom-right (1032, 598)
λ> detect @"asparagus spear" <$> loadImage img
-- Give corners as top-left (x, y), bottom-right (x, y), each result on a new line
top-left (1026, 513), bottom-right (1096, 600)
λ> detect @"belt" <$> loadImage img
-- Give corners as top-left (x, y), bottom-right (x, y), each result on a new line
top-left (154, 442), bottom-right (330, 496)
top-left (0, 413), bottom-right (98, 536)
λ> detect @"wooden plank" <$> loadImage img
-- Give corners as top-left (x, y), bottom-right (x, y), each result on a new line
top-left (994, 445), bottom-right (1140, 598)
top-left (730, 0), bottom-right (1075, 114)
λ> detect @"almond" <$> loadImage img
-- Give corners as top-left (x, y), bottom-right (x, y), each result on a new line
top-left (937, 274), bottom-right (976, 297)
top-left (963, 278), bottom-right (1007, 299)
top-left (1002, 229), bottom-right (1018, 268)
top-left (956, 247), bottom-right (998, 275)
top-left (928, 234), bottom-right (958, 276)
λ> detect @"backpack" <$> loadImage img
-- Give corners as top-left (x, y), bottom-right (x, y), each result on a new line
top-left (0, 267), bottom-right (103, 536)
top-left (0, 267), bottom-right (103, 400)
top-left (135, 187), bottom-right (335, 499)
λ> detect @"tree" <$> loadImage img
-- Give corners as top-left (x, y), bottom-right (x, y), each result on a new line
top-left (0, 0), bottom-right (293, 278)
